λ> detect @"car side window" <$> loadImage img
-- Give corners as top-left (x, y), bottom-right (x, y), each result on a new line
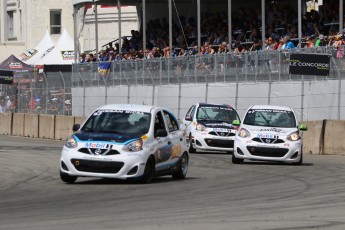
top-left (154, 111), bottom-right (166, 134)
top-left (185, 105), bottom-right (196, 120)
top-left (163, 110), bottom-right (179, 132)
top-left (190, 105), bottom-right (196, 118)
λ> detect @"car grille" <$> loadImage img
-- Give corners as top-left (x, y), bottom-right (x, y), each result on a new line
top-left (252, 138), bottom-right (285, 144)
top-left (78, 148), bottom-right (120, 155)
top-left (208, 131), bottom-right (235, 137)
top-left (246, 146), bottom-right (289, 158)
top-left (204, 139), bottom-right (234, 148)
top-left (71, 159), bottom-right (124, 173)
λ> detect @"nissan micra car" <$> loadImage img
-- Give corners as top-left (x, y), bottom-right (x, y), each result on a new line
top-left (60, 104), bottom-right (189, 183)
top-left (182, 102), bottom-right (240, 153)
top-left (232, 105), bottom-right (307, 164)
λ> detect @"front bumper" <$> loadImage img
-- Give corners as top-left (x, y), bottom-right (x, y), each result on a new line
top-left (233, 136), bottom-right (302, 162)
top-left (60, 146), bottom-right (147, 179)
top-left (190, 131), bottom-right (235, 152)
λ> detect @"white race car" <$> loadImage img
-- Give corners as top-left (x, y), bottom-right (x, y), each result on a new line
top-left (183, 102), bottom-right (240, 153)
top-left (60, 104), bottom-right (189, 183)
top-left (232, 105), bottom-right (307, 164)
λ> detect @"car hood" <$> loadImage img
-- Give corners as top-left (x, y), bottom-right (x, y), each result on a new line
top-left (198, 120), bottom-right (235, 129)
top-left (243, 125), bottom-right (297, 136)
top-left (74, 131), bottom-right (139, 143)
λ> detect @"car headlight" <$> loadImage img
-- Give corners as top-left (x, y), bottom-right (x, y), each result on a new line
top-left (65, 136), bottom-right (78, 148)
top-left (238, 128), bottom-right (250, 138)
top-left (196, 123), bottom-right (206, 131)
top-left (123, 139), bottom-right (143, 152)
top-left (287, 131), bottom-right (300, 141)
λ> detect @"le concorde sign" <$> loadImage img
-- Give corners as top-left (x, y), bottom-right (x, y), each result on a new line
top-left (0, 70), bottom-right (13, 84)
top-left (289, 53), bottom-right (331, 76)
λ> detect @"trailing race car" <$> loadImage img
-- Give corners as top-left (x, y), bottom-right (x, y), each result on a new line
top-left (60, 104), bottom-right (189, 183)
top-left (182, 102), bottom-right (240, 153)
top-left (232, 105), bottom-right (307, 164)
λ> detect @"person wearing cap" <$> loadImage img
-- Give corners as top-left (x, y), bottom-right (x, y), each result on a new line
top-left (108, 50), bottom-right (116, 61)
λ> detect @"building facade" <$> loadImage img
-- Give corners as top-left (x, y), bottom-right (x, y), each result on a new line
top-left (0, 0), bottom-right (138, 63)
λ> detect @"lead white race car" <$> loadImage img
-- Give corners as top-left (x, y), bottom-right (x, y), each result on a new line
top-left (60, 104), bottom-right (189, 183)
top-left (232, 105), bottom-right (307, 164)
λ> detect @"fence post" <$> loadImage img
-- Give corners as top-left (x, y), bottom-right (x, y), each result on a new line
top-left (43, 72), bottom-right (49, 114)
top-left (178, 83), bottom-right (181, 120)
top-left (268, 72), bottom-right (272, 105)
top-left (127, 85), bottom-right (130, 104)
top-left (152, 85), bottom-right (155, 106)
top-left (235, 76), bottom-right (239, 109)
top-left (205, 82), bottom-right (208, 103)
top-left (338, 76), bottom-right (341, 120)
top-left (59, 71), bottom-right (66, 115)
top-left (301, 75), bottom-right (305, 121)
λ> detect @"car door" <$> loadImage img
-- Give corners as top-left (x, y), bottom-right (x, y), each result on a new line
top-left (152, 110), bottom-right (173, 171)
top-left (163, 110), bottom-right (185, 166)
top-left (183, 104), bottom-right (196, 137)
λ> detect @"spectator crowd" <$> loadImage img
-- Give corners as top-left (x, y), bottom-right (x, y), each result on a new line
top-left (78, 0), bottom-right (344, 63)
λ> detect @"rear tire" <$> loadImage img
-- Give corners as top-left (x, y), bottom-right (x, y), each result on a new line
top-left (172, 153), bottom-right (189, 179)
top-left (141, 156), bottom-right (155, 183)
top-left (188, 134), bottom-right (196, 153)
top-left (232, 153), bottom-right (244, 164)
top-left (60, 171), bottom-right (77, 183)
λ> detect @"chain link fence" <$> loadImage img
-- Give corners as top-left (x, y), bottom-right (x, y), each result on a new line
top-left (0, 71), bottom-right (72, 115)
top-left (1, 46), bottom-right (344, 119)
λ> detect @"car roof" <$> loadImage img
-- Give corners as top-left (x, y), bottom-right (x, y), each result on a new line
top-left (96, 104), bottom-right (161, 113)
top-left (198, 102), bottom-right (235, 108)
top-left (249, 105), bottom-right (293, 111)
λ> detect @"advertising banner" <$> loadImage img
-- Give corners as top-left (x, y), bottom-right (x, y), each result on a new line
top-left (289, 53), bottom-right (330, 76)
top-left (0, 70), bottom-right (13, 84)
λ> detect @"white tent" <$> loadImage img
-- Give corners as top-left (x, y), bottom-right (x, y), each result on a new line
top-left (19, 30), bottom-right (55, 65)
top-left (36, 29), bottom-right (75, 65)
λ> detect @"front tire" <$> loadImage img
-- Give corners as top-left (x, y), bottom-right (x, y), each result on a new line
top-left (141, 156), bottom-right (155, 183)
top-left (232, 153), bottom-right (244, 164)
top-left (60, 171), bottom-right (77, 183)
top-left (293, 152), bottom-right (303, 165)
top-left (172, 153), bottom-right (189, 179)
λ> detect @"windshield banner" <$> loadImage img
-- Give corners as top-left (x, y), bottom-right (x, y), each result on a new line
top-left (0, 70), bottom-right (13, 84)
top-left (289, 53), bottom-right (330, 76)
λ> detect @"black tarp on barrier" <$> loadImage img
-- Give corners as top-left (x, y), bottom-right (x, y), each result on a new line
top-left (0, 70), bottom-right (13, 84)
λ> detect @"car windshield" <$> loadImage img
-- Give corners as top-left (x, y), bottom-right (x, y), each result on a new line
top-left (243, 108), bottom-right (296, 128)
top-left (196, 105), bottom-right (239, 122)
top-left (81, 109), bottom-right (151, 136)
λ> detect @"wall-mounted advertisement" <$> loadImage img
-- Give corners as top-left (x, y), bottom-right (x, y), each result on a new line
top-left (289, 53), bottom-right (330, 76)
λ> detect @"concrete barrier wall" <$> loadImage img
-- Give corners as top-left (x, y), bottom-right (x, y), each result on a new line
top-left (24, 114), bottom-right (39, 138)
top-left (0, 113), bottom-right (12, 135)
top-left (12, 113), bottom-right (25, 136)
top-left (324, 120), bottom-right (345, 156)
top-left (302, 120), bottom-right (323, 155)
top-left (55, 115), bottom-right (75, 140)
top-left (39, 114), bottom-right (55, 139)
top-left (0, 112), bottom-right (344, 156)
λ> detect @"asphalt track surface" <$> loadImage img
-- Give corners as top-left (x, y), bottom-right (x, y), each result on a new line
top-left (1, 135), bottom-right (345, 230)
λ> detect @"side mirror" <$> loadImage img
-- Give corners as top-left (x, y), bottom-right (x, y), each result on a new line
top-left (298, 124), bottom-right (308, 131)
top-left (72, 124), bottom-right (80, 132)
top-left (232, 120), bottom-right (241, 126)
top-left (185, 115), bottom-right (192, 121)
top-left (155, 128), bottom-right (168, 137)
